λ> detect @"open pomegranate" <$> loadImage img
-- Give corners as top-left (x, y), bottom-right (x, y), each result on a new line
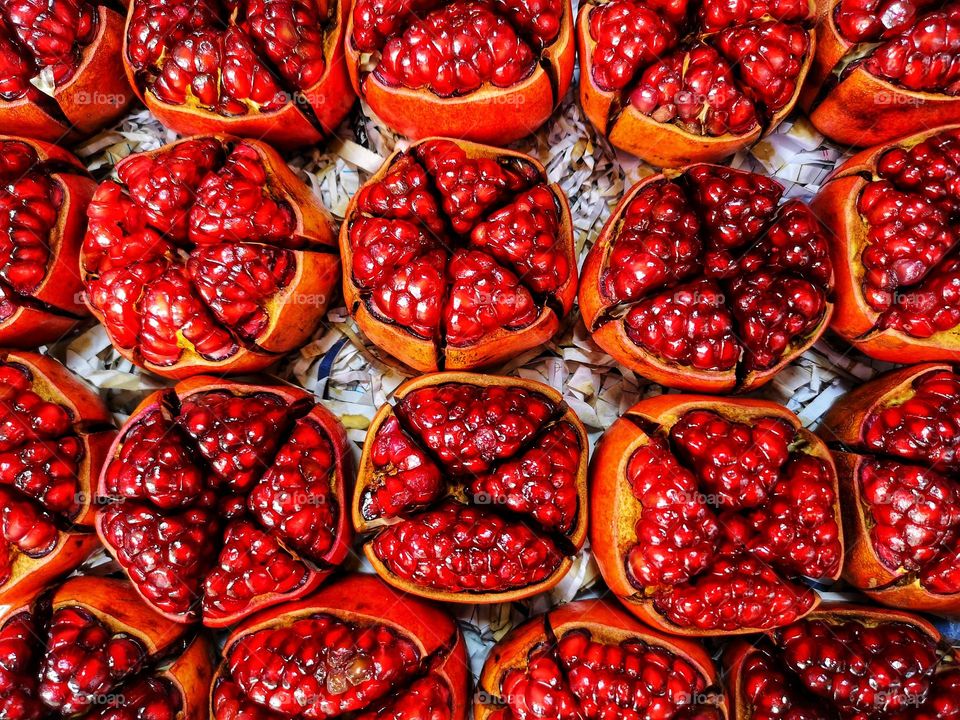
top-left (476, 598), bottom-right (728, 719)
top-left (345, 0), bottom-right (575, 144)
top-left (80, 135), bottom-right (340, 379)
top-left (813, 125), bottom-right (960, 362)
top-left (819, 363), bottom-right (960, 613)
top-left (95, 376), bottom-right (353, 628)
top-left (341, 138), bottom-right (576, 372)
top-left (577, 0), bottom-right (815, 167)
top-left (0, 576), bottom-right (212, 720)
top-left (0, 351), bottom-right (114, 610)
top-left (353, 372), bottom-right (588, 603)
top-left (725, 603), bottom-right (960, 719)
top-left (122, 0), bottom-right (354, 149)
top-left (802, 1), bottom-right (960, 147)
top-left (0, 0), bottom-right (132, 142)
top-left (592, 394), bottom-right (843, 636)
top-left (580, 164), bottom-right (834, 392)
top-left (212, 573), bottom-right (468, 720)
top-left (0, 136), bottom-right (94, 347)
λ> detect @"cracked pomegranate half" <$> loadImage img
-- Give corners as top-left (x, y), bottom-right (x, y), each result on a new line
top-left (122, 0), bottom-right (354, 149)
top-left (577, 0), bottom-right (815, 167)
top-left (801, 0), bottom-right (960, 147)
top-left (819, 363), bottom-right (960, 613)
top-left (354, 372), bottom-right (588, 603)
top-left (95, 376), bottom-right (353, 628)
top-left (592, 395), bottom-right (843, 636)
top-left (0, 136), bottom-right (95, 347)
top-left (0, 0), bottom-right (132, 142)
top-left (581, 164), bottom-right (834, 392)
top-left (813, 125), bottom-right (960, 362)
top-left (476, 599), bottom-right (728, 719)
top-left (726, 603), bottom-right (960, 719)
top-left (345, 0), bottom-right (575, 144)
top-left (0, 576), bottom-right (212, 720)
top-left (211, 573), bottom-right (469, 720)
top-left (341, 138), bottom-right (576, 372)
top-left (0, 351), bottom-right (115, 610)
top-left (80, 135), bottom-right (340, 379)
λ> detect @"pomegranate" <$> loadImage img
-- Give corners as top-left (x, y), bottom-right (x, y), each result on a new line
top-left (477, 599), bottom-right (727, 719)
top-left (353, 372), bottom-right (588, 603)
top-left (0, 136), bottom-right (95, 347)
top-left (0, 351), bottom-right (114, 609)
top-left (802, 0), bottom-right (960, 147)
top-left (577, 0), bottom-right (815, 167)
top-left (813, 125), bottom-right (960, 362)
top-left (95, 376), bottom-right (353, 627)
top-left (580, 164), bottom-right (834, 392)
top-left (819, 363), bottom-right (960, 613)
top-left (341, 138), bottom-right (577, 372)
top-left (591, 394), bottom-right (843, 636)
top-left (0, 0), bottom-right (132, 142)
top-left (726, 604), bottom-right (960, 719)
top-left (211, 573), bottom-right (468, 720)
top-left (80, 135), bottom-right (340, 379)
top-left (122, 0), bottom-right (354, 149)
top-left (345, 0), bottom-right (575, 144)
top-left (0, 576), bottom-right (212, 720)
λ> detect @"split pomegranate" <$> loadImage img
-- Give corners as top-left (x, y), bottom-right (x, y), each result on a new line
top-left (580, 164), bottom-right (834, 392)
top-left (345, 0), bottom-right (575, 144)
top-left (95, 376), bottom-right (353, 627)
top-left (0, 576), bottom-right (212, 720)
top-left (353, 372), bottom-right (588, 603)
top-left (726, 604), bottom-right (960, 719)
top-left (0, 136), bottom-right (95, 347)
top-left (80, 135), bottom-right (340, 379)
top-left (819, 363), bottom-right (960, 613)
top-left (577, 0), bottom-right (815, 167)
top-left (341, 138), bottom-right (577, 372)
top-left (0, 0), bottom-right (132, 142)
top-left (212, 573), bottom-right (468, 720)
top-left (0, 351), bottom-right (114, 609)
top-left (802, 0), bottom-right (960, 146)
top-left (476, 599), bottom-right (727, 719)
top-left (122, 0), bottom-right (354, 148)
top-left (813, 125), bottom-right (960, 362)
top-left (591, 394), bottom-right (843, 636)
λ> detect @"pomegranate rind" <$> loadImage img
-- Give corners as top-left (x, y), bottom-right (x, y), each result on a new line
top-left (345, 0), bottom-right (575, 143)
top-left (216, 573), bottom-right (469, 720)
top-left (353, 371), bottom-right (589, 604)
top-left (591, 394), bottom-right (843, 636)
top-left (95, 376), bottom-right (354, 627)
top-left (820, 363), bottom-right (960, 612)
top-left (812, 126), bottom-right (960, 362)
top-left (0, 6), bottom-right (133, 141)
top-left (340, 138), bottom-right (576, 373)
top-left (477, 599), bottom-right (728, 719)
top-left (802, 0), bottom-right (960, 146)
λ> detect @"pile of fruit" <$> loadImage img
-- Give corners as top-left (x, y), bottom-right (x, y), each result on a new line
top-left (1, 0), bottom-right (959, 718)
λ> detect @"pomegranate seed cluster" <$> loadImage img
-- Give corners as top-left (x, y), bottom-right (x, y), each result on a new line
top-left (0, 578), bottom-right (202, 720)
top-left (96, 382), bottom-right (351, 626)
top-left (853, 128), bottom-right (960, 339)
top-left (582, 164), bottom-right (833, 390)
top-left (584, 0), bottom-right (813, 137)
top-left (344, 139), bottom-right (575, 370)
top-left (594, 400), bottom-right (842, 633)
top-left (833, 0), bottom-right (960, 94)
top-left (741, 611), bottom-right (960, 719)
top-left (351, 0), bottom-right (564, 97)
top-left (80, 136), bottom-right (339, 376)
top-left (357, 377), bottom-right (586, 598)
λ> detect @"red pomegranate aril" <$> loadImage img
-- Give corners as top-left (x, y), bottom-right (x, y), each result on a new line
top-left (741, 647), bottom-right (827, 720)
top-left (588, 0), bottom-right (678, 92)
top-left (864, 5), bottom-right (960, 93)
